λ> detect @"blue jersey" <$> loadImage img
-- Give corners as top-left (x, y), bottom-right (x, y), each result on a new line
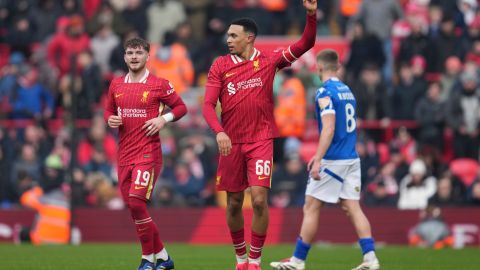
top-left (314, 77), bottom-right (358, 160)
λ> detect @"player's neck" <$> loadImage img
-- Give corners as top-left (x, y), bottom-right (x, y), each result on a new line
top-left (321, 72), bottom-right (338, 82)
top-left (238, 46), bottom-right (255, 61)
top-left (128, 68), bottom-right (148, 83)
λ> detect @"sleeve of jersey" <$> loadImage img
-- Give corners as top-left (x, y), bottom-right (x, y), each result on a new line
top-left (103, 81), bottom-right (116, 123)
top-left (202, 60), bottom-right (225, 134)
top-left (161, 83), bottom-right (187, 122)
top-left (317, 87), bottom-right (335, 116)
top-left (277, 13), bottom-right (317, 68)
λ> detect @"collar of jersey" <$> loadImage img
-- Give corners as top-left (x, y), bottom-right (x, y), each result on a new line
top-left (230, 48), bottom-right (261, 64)
top-left (124, 69), bottom-right (150, 83)
top-left (325, 77), bottom-right (340, 83)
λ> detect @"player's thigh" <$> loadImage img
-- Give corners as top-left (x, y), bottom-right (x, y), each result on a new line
top-left (339, 160), bottom-right (362, 201)
top-left (305, 165), bottom-right (348, 204)
top-left (129, 162), bottom-right (161, 201)
top-left (245, 140), bottom-right (273, 189)
top-left (217, 144), bottom-right (248, 192)
top-left (117, 164), bottom-right (134, 202)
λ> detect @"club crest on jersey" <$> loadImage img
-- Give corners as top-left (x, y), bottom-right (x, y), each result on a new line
top-left (141, 91), bottom-right (149, 103)
top-left (253, 59), bottom-right (260, 71)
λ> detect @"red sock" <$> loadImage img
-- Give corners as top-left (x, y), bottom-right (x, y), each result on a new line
top-left (230, 228), bottom-right (247, 257)
top-left (152, 222), bottom-right (164, 254)
top-left (249, 231), bottom-right (266, 261)
top-left (128, 197), bottom-right (154, 256)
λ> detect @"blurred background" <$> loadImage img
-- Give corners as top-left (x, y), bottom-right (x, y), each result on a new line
top-left (0, 0), bottom-right (479, 248)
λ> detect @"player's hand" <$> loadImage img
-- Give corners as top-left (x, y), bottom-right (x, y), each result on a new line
top-left (108, 115), bottom-right (123, 128)
top-left (303, 0), bottom-right (317, 15)
top-left (309, 158), bottom-right (321, 180)
top-left (142, 116), bottom-right (167, 136)
top-left (216, 132), bottom-right (232, 156)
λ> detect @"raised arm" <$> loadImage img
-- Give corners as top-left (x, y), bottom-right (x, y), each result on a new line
top-left (281, 0), bottom-right (317, 66)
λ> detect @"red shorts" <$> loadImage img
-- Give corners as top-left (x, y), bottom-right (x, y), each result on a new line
top-left (118, 162), bottom-right (161, 201)
top-left (216, 139), bottom-right (273, 192)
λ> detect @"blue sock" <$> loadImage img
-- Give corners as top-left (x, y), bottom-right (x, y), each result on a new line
top-left (358, 238), bottom-right (375, 254)
top-left (293, 237), bottom-right (311, 261)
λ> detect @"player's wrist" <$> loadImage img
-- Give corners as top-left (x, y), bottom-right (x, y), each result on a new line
top-left (306, 10), bottom-right (316, 16)
top-left (161, 112), bottom-right (174, 123)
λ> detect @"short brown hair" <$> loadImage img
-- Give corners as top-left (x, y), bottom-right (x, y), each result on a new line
top-left (124, 37), bottom-right (150, 52)
top-left (316, 49), bottom-right (339, 71)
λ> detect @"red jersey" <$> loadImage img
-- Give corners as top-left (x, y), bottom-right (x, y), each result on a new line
top-left (205, 49), bottom-right (290, 143)
top-left (104, 70), bottom-right (187, 166)
top-left (203, 13), bottom-right (317, 144)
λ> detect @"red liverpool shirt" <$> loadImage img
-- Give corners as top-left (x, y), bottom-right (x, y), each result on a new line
top-left (104, 70), bottom-right (187, 166)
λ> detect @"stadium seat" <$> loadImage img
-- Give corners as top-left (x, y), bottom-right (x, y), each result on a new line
top-left (449, 158), bottom-right (479, 187)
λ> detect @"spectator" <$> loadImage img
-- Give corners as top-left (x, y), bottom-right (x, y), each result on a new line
top-left (31, 0), bottom-right (61, 41)
top-left (466, 181), bottom-right (480, 205)
top-left (398, 16), bottom-right (429, 65)
top-left (5, 16), bottom-right (37, 58)
top-left (10, 144), bottom-right (41, 190)
top-left (345, 21), bottom-right (385, 81)
top-left (77, 114), bottom-right (117, 166)
top-left (90, 23), bottom-right (120, 76)
top-left (86, 1), bottom-right (128, 37)
top-left (350, 64), bottom-right (390, 121)
top-left (447, 70), bottom-right (480, 159)
top-left (415, 81), bottom-right (446, 151)
top-left (17, 154), bottom-right (70, 245)
top-left (47, 14), bottom-right (90, 77)
top-left (77, 49), bottom-right (102, 116)
top-left (274, 69), bottom-right (306, 162)
top-left (427, 14), bottom-right (469, 73)
top-left (121, 0), bottom-right (148, 38)
top-left (270, 154), bottom-right (308, 207)
top-left (152, 183), bottom-right (186, 207)
top-left (440, 56), bottom-right (463, 102)
top-left (391, 63), bottom-right (425, 120)
top-left (365, 162), bottom-right (399, 207)
top-left (428, 176), bottom-right (464, 207)
top-left (146, 0), bottom-right (186, 44)
top-left (408, 206), bottom-right (454, 249)
top-left (356, 139), bottom-right (379, 185)
top-left (355, 0), bottom-right (403, 82)
top-left (147, 32), bottom-right (194, 94)
top-left (398, 159), bottom-right (437, 210)
top-left (11, 67), bottom-right (54, 120)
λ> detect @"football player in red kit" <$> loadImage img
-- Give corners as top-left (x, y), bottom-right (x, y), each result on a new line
top-left (104, 37), bottom-right (187, 270)
top-left (202, 1), bottom-right (317, 269)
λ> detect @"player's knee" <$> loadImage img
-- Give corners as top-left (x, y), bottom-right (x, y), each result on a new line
top-left (251, 197), bottom-right (267, 213)
top-left (127, 196), bottom-right (147, 213)
top-left (227, 197), bottom-right (243, 214)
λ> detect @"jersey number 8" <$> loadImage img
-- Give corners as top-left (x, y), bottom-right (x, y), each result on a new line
top-left (345, 103), bottom-right (356, 133)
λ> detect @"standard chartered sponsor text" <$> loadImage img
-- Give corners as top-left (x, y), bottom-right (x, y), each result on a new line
top-left (237, 77), bottom-right (263, 90)
top-left (121, 108), bottom-right (147, 118)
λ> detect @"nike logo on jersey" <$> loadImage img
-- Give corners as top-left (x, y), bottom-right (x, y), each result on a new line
top-left (225, 72), bottom-right (236, 78)
top-left (115, 93), bottom-right (124, 98)
top-left (258, 176), bottom-right (269, 180)
top-left (134, 185), bottom-right (146, 190)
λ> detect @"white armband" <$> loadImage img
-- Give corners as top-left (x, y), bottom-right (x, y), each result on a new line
top-left (161, 112), bottom-right (175, 123)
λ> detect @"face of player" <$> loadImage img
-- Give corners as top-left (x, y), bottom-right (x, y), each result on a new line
top-left (124, 46), bottom-right (149, 73)
top-left (227, 25), bottom-right (253, 56)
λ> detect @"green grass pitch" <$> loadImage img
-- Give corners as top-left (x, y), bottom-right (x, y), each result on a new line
top-left (1, 243), bottom-right (479, 269)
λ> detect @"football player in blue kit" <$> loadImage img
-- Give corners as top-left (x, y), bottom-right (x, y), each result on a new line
top-left (270, 49), bottom-right (380, 270)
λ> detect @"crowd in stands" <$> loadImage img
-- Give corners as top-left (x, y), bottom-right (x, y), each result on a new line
top-left (1, 0), bottom-right (480, 209)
